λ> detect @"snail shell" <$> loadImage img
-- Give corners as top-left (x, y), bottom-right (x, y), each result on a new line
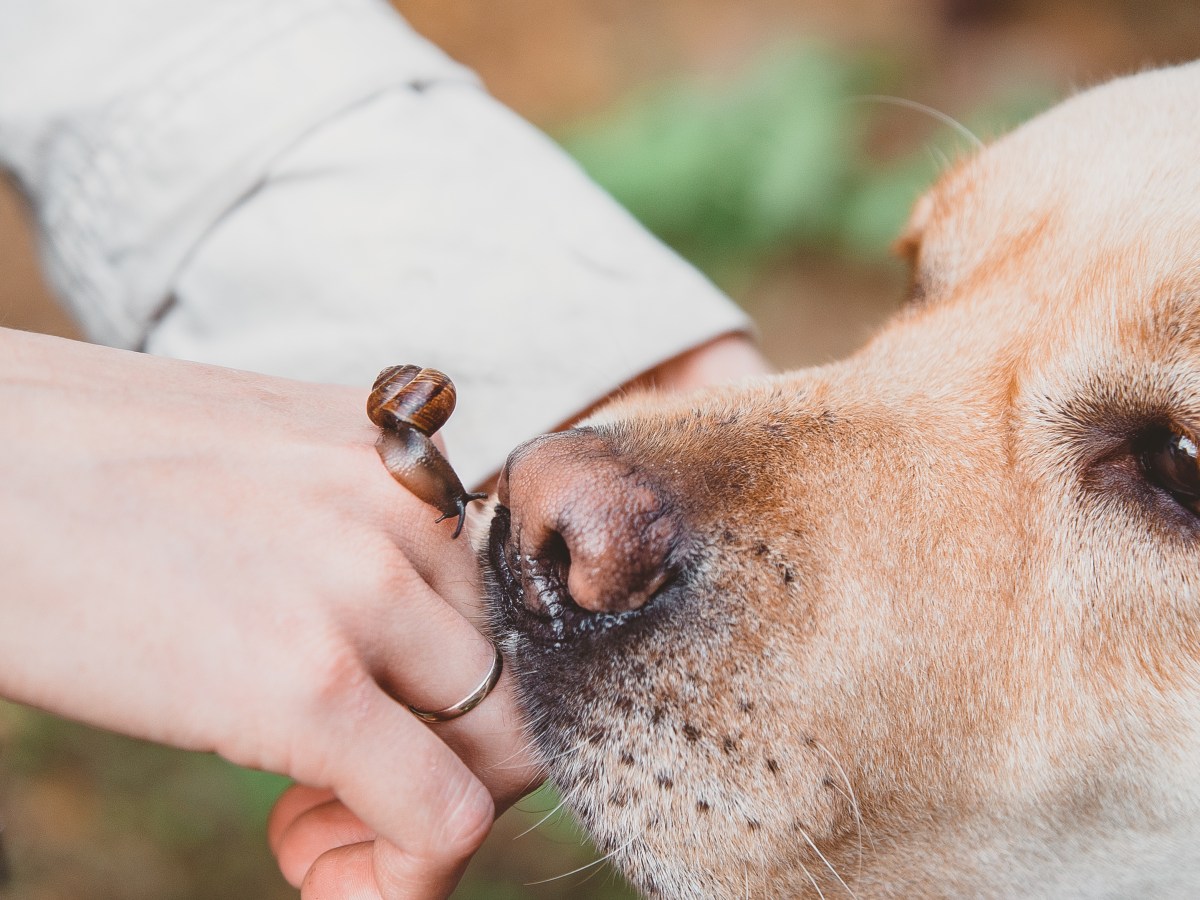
top-left (368, 365), bottom-right (456, 435)
top-left (368, 365), bottom-right (486, 538)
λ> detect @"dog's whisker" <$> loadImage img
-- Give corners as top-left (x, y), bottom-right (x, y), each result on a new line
top-left (513, 790), bottom-right (573, 840)
top-left (926, 143), bottom-right (953, 174)
top-left (568, 851), bottom-right (618, 889)
top-left (489, 758), bottom-right (547, 774)
top-left (517, 773), bottom-right (594, 839)
top-left (485, 714), bottom-right (585, 773)
top-left (534, 731), bottom-right (601, 767)
top-left (823, 780), bottom-right (864, 868)
top-left (524, 834), bottom-right (639, 886)
top-left (797, 824), bottom-right (858, 900)
top-left (485, 733), bottom-right (546, 773)
top-left (797, 857), bottom-right (827, 900)
top-left (511, 780), bottom-right (563, 815)
top-left (851, 94), bottom-right (984, 150)
top-left (810, 737), bottom-right (875, 872)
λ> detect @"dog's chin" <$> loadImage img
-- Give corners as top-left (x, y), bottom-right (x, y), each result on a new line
top-left (483, 502), bottom-right (657, 887)
top-left (481, 502), bottom-right (858, 899)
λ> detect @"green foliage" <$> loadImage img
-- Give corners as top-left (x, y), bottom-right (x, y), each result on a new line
top-left (561, 44), bottom-right (1052, 288)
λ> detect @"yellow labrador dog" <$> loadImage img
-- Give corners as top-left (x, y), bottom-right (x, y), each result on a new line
top-left (485, 61), bottom-right (1200, 898)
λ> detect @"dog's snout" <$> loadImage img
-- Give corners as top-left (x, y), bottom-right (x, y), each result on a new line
top-left (494, 430), bottom-right (678, 620)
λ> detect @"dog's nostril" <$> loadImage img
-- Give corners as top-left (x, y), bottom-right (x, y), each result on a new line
top-left (518, 530), bottom-right (572, 619)
top-left (498, 430), bottom-right (679, 619)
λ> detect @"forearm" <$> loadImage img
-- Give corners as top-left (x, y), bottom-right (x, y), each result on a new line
top-left (581, 331), bottom-right (772, 415)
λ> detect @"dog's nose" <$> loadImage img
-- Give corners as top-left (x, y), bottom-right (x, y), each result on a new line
top-left (495, 430), bottom-right (679, 617)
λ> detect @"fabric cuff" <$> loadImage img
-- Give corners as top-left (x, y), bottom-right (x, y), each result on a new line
top-left (4, 0), bottom-right (475, 348)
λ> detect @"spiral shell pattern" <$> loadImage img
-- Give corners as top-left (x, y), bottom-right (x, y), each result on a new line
top-left (367, 365), bottom-right (457, 436)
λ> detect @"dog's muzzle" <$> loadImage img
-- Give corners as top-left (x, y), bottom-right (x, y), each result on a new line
top-left (488, 429), bottom-right (683, 644)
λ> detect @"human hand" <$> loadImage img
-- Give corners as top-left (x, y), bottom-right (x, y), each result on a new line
top-left (264, 331), bottom-right (773, 896)
top-left (0, 327), bottom-right (540, 898)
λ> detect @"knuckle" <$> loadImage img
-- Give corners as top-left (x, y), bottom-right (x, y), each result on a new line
top-left (304, 641), bottom-right (371, 713)
top-left (353, 536), bottom-right (428, 610)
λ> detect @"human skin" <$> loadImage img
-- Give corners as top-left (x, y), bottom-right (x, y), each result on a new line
top-left (0, 325), bottom-right (524, 895)
top-left (0, 324), bottom-right (767, 899)
top-left (268, 331), bottom-right (771, 899)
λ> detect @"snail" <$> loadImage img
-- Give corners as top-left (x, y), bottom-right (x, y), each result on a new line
top-left (367, 365), bottom-right (488, 538)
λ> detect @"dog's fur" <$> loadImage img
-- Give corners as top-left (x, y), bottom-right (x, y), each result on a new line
top-left (486, 62), bottom-right (1200, 897)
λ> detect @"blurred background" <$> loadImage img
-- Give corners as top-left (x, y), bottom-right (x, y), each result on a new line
top-left (2, 0), bottom-right (1199, 896)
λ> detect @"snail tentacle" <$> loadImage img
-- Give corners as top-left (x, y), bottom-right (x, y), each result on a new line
top-left (436, 491), bottom-right (491, 539)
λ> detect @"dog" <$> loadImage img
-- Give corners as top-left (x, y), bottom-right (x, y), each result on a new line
top-left (483, 60), bottom-right (1200, 898)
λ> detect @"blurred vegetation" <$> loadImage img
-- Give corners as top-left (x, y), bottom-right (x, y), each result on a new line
top-left (0, 702), bottom-right (638, 899)
top-left (0, 41), bottom-right (1053, 900)
top-left (562, 43), bottom-right (1052, 291)
top-left (0, 701), bottom-right (292, 900)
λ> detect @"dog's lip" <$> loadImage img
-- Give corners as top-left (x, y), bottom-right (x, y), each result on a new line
top-left (486, 504), bottom-right (539, 621)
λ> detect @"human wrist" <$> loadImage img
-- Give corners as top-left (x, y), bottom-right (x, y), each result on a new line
top-left (630, 331), bottom-right (772, 394)
top-left (553, 331), bottom-right (772, 433)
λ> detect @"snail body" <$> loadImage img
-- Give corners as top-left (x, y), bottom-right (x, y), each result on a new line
top-left (368, 365), bottom-right (487, 538)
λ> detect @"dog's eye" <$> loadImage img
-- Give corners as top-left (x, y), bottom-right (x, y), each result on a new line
top-left (1138, 426), bottom-right (1200, 510)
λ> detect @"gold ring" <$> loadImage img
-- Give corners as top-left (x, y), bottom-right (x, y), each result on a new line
top-left (408, 644), bottom-right (503, 724)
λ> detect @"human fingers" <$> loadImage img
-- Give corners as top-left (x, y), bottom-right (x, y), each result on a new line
top-left (413, 665), bottom-right (544, 812)
top-left (352, 425), bottom-right (525, 796)
top-left (301, 839), bottom-right (472, 900)
top-left (314, 683), bottom-right (493, 888)
top-left (350, 557), bottom-right (496, 717)
top-left (365, 470), bottom-right (486, 625)
top-left (272, 794), bottom-right (482, 898)
top-left (268, 784), bottom-right (336, 856)
top-left (349, 571), bottom-right (541, 809)
top-left (274, 797), bottom-right (375, 888)
top-left (301, 842), bottom-right (381, 900)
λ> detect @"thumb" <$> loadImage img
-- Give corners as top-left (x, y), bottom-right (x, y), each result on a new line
top-left (316, 684), bottom-right (495, 895)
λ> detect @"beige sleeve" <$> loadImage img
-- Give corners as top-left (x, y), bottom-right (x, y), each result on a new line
top-left (1, 0), bottom-right (750, 486)
top-left (150, 79), bottom-right (750, 485)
